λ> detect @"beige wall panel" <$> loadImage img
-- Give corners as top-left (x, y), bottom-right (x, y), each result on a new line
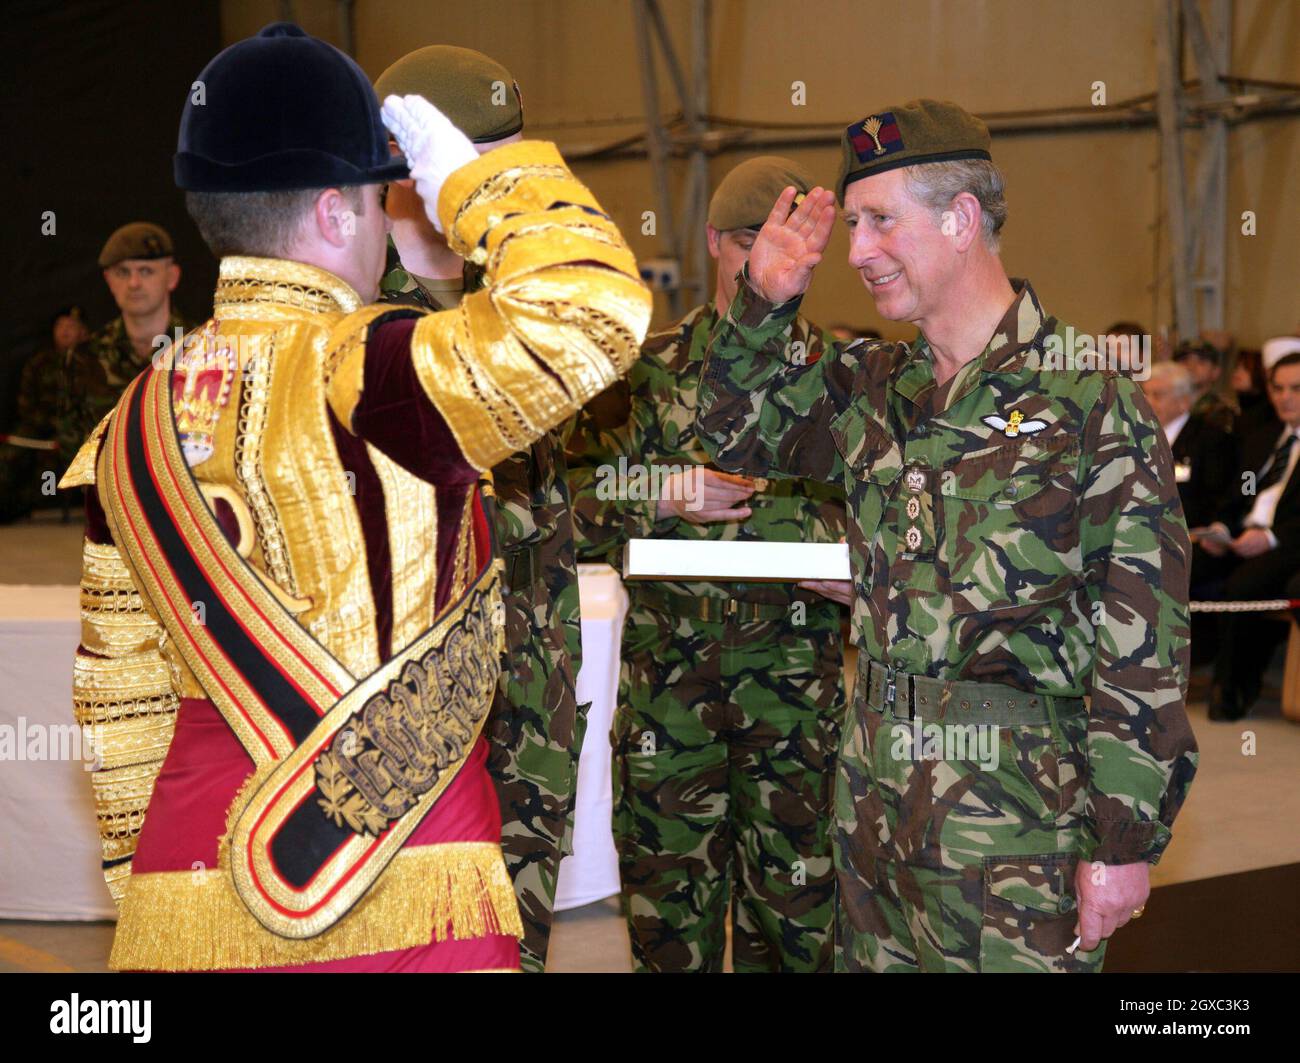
top-left (221, 0), bottom-right (1297, 344)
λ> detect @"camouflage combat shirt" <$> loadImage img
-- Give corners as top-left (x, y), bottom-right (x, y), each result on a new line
top-left (695, 272), bottom-right (1198, 865)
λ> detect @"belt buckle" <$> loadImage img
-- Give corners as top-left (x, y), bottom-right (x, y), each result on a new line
top-left (882, 663), bottom-right (896, 710)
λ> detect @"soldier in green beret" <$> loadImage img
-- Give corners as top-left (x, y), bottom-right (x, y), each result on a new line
top-left (695, 99), bottom-right (1198, 971)
top-left (375, 46), bottom-right (582, 974)
top-left (568, 155), bottom-right (847, 972)
top-left (62, 223), bottom-right (190, 461)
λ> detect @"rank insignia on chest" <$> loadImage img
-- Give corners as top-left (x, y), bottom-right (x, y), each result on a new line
top-left (982, 409), bottom-right (1048, 439)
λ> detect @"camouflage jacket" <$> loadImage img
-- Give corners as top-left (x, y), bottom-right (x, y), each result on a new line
top-left (569, 300), bottom-right (846, 606)
top-left (695, 272), bottom-right (1197, 865)
top-left (61, 313), bottom-right (189, 459)
top-left (12, 347), bottom-right (63, 440)
top-left (379, 240), bottom-right (581, 666)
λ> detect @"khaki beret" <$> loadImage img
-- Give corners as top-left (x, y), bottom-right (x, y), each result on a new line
top-left (374, 45), bottom-right (523, 144)
top-left (98, 222), bottom-right (174, 268)
top-left (708, 155), bottom-right (816, 232)
top-left (836, 98), bottom-right (992, 202)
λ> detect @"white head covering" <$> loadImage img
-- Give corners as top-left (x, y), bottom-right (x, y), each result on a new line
top-left (1262, 336), bottom-right (1300, 371)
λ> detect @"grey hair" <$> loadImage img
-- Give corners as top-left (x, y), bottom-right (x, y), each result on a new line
top-left (903, 159), bottom-right (1007, 251)
top-left (184, 186), bottom-right (366, 259)
top-left (1147, 360), bottom-right (1195, 399)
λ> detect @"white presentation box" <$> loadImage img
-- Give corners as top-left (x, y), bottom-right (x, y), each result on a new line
top-left (623, 539), bottom-right (852, 582)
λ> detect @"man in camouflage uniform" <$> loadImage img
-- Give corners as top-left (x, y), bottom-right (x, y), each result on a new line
top-left (569, 157), bottom-right (847, 973)
top-left (0, 306), bottom-right (88, 521)
top-left (375, 46), bottom-right (585, 973)
top-left (695, 100), bottom-right (1198, 972)
top-left (64, 223), bottom-right (189, 459)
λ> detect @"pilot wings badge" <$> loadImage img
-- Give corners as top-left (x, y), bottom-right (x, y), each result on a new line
top-left (981, 409), bottom-right (1048, 439)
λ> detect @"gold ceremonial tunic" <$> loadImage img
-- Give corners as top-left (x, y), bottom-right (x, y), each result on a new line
top-left (65, 141), bottom-right (651, 970)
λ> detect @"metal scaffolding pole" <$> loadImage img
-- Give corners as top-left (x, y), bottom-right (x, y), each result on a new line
top-left (1183, 0), bottom-right (1231, 332)
top-left (631, 0), bottom-right (712, 313)
top-left (1157, 0), bottom-right (1196, 339)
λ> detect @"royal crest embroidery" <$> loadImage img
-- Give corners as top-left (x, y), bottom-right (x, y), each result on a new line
top-left (982, 409), bottom-right (1048, 439)
top-left (172, 321), bottom-right (237, 466)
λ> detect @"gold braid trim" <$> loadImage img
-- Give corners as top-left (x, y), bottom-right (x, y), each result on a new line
top-left (74, 538), bottom-right (180, 905)
top-left (212, 256), bottom-right (362, 317)
top-left (108, 842), bottom-right (523, 971)
top-left (104, 860), bottom-right (134, 906)
top-left (232, 328), bottom-right (300, 594)
top-left (87, 761), bottom-right (161, 866)
top-left (438, 143), bottom-right (601, 261)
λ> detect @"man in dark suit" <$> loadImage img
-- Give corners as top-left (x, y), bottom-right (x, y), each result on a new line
top-left (1197, 352), bottom-right (1300, 720)
top-left (1142, 361), bottom-right (1238, 530)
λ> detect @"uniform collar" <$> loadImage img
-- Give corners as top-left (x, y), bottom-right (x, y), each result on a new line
top-left (214, 256), bottom-right (362, 316)
top-left (895, 278), bottom-right (1046, 404)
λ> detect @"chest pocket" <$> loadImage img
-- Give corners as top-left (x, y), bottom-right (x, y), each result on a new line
top-left (830, 405), bottom-right (903, 592)
top-left (939, 436), bottom-right (1082, 614)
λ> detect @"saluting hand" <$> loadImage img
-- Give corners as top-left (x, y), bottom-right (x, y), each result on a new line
top-left (380, 94), bottom-right (478, 234)
top-left (747, 186), bottom-right (838, 304)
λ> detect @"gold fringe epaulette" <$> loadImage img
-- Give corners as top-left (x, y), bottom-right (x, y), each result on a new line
top-left (108, 841), bottom-right (523, 971)
top-left (59, 411), bottom-right (114, 489)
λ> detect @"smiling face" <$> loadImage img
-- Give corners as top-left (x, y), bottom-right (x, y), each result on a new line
top-left (841, 167), bottom-right (956, 325)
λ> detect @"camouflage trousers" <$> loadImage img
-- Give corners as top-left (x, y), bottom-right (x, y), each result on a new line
top-left (834, 665), bottom-right (1105, 972)
top-left (486, 582), bottom-right (586, 974)
top-left (612, 597), bottom-right (845, 973)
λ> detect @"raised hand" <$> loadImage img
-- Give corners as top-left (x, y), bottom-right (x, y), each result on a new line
top-left (379, 94), bottom-right (478, 233)
top-left (747, 185), bottom-right (838, 304)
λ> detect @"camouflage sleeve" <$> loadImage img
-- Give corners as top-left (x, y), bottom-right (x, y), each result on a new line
top-left (567, 369), bottom-right (668, 563)
top-left (1078, 374), bottom-right (1197, 865)
top-left (695, 266), bottom-right (856, 484)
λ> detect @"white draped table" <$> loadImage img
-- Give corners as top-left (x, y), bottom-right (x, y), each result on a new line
top-left (554, 563), bottom-right (628, 911)
top-left (0, 584), bottom-right (116, 920)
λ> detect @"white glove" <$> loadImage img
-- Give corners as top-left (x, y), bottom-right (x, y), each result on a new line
top-left (380, 94), bottom-right (478, 234)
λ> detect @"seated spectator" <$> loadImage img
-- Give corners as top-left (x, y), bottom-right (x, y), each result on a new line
top-left (1097, 320), bottom-right (1149, 379)
top-left (1142, 361), bottom-right (1237, 530)
top-left (1196, 352), bottom-right (1300, 720)
top-left (0, 306), bottom-right (89, 523)
top-left (1174, 340), bottom-right (1237, 432)
top-left (1232, 347), bottom-right (1270, 429)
